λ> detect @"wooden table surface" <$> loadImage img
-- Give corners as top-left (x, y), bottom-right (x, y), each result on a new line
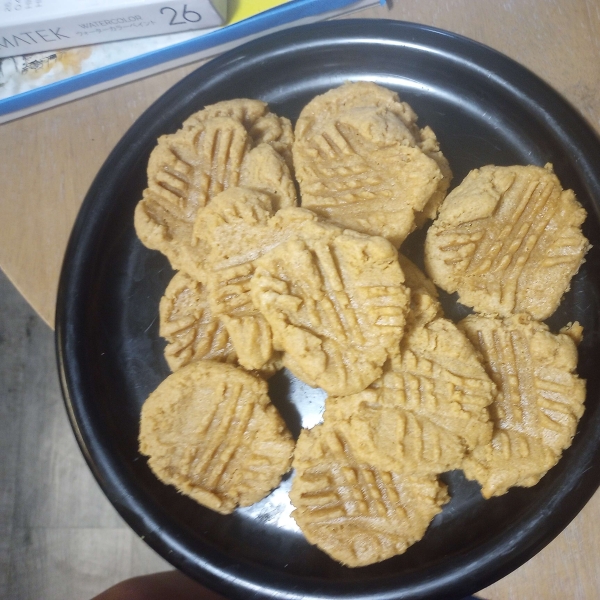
top-left (1, 1), bottom-right (599, 597)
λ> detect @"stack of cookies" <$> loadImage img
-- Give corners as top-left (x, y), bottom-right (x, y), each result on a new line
top-left (134, 82), bottom-right (588, 568)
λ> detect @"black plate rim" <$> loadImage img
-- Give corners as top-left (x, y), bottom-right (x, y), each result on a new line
top-left (56, 18), bottom-right (600, 600)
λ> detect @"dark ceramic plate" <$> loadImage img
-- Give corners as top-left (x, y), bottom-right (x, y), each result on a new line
top-left (56, 19), bottom-right (600, 600)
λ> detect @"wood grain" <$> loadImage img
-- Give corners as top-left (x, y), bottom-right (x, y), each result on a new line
top-left (1, 1), bottom-right (600, 598)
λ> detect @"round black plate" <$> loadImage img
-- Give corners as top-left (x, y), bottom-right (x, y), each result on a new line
top-left (56, 19), bottom-right (600, 600)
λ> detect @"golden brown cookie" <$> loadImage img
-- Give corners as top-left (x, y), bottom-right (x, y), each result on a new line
top-left (293, 82), bottom-right (450, 187)
top-left (293, 82), bottom-right (451, 246)
top-left (327, 317), bottom-right (495, 476)
top-left (251, 219), bottom-right (410, 395)
top-left (289, 424), bottom-right (449, 567)
top-left (159, 271), bottom-right (237, 371)
top-left (139, 361), bottom-right (294, 514)
top-left (181, 99), bottom-right (294, 170)
top-left (458, 314), bottom-right (586, 497)
top-left (425, 164), bottom-right (590, 320)
top-left (398, 254), bottom-right (443, 328)
top-left (158, 270), bottom-right (282, 378)
top-left (194, 188), bottom-right (317, 370)
top-left (134, 99), bottom-right (296, 280)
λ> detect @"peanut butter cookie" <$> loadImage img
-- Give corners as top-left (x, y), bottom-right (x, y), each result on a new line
top-left (134, 99), bottom-right (296, 280)
top-left (139, 361), bottom-right (294, 514)
top-left (293, 82), bottom-right (451, 246)
top-left (159, 271), bottom-right (237, 371)
top-left (181, 98), bottom-right (294, 170)
top-left (251, 219), bottom-right (409, 395)
top-left (425, 164), bottom-right (590, 319)
top-left (159, 270), bottom-right (282, 377)
top-left (458, 314), bottom-right (586, 497)
top-left (289, 423), bottom-right (449, 567)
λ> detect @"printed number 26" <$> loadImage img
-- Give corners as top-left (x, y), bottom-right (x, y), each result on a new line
top-left (160, 4), bottom-right (202, 25)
